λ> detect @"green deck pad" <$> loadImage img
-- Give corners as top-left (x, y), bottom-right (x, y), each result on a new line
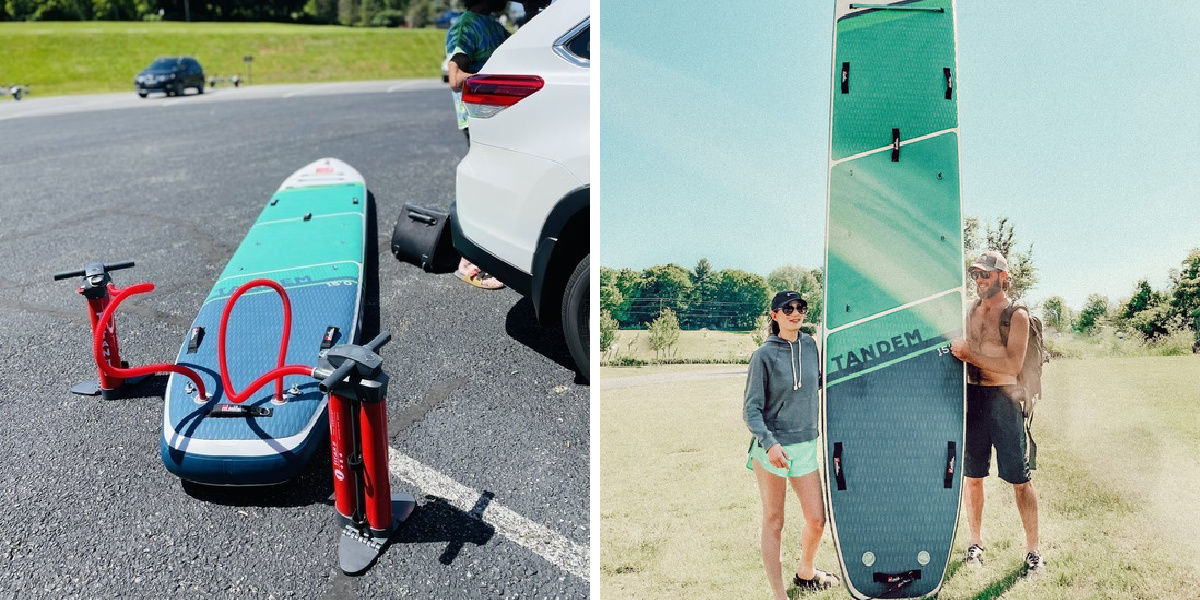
top-left (259, 183), bottom-right (365, 222)
top-left (214, 214), bottom-right (365, 284)
top-left (826, 290), bottom-right (962, 386)
top-left (826, 133), bottom-right (961, 330)
top-left (832, 0), bottom-right (956, 161)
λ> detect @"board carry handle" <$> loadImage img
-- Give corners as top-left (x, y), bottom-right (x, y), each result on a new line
top-left (873, 569), bottom-right (921, 594)
top-left (945, 441), bottom-right (957, 488)
top-left (833, 442), bottom-right (847, 490)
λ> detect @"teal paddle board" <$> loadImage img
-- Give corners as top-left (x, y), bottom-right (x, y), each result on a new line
top-left (822, 1), bottom-right (965, 597)
top-left (161, 158), bottom-right (367, 485)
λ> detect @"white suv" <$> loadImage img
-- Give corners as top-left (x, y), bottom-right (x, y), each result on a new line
top-left (451, 0), bottom-right (590, 379)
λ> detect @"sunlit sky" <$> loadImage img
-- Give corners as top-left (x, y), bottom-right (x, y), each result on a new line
top-left (597, 1), bottom-right (1200, 310)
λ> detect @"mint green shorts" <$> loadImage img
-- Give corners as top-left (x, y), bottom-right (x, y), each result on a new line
top-left (746, 438), bottom-right (820, 478)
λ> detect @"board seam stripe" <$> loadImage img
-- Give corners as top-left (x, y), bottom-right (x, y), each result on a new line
top-left (213, 260), bottom-right (363, 286)
top-left (826, 286), bottom-right (962, 334)
top-left (831, 127), bottom-right (958, 166)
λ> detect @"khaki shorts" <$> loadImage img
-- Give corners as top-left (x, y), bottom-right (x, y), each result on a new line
top-left (746, 438), bottom-right (820, 478)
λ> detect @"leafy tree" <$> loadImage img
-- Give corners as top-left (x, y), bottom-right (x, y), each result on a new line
top-left (1041, 296), bottom-right (1073, 333)
top-left (646, 308), bottom-right (680, 361)
top-left (600, 310), bottom-right (619, 355)
top-left (1168, 248), bottom-right (1200, 337)
top-left (963, 216), bottom-right (1038, 300)
top-left (599, 267), bottom-right (644, 327)
top-left (1076, 293), bottom-right (1111, 334)
top-left (634, 264), bottom-right (693, 326)
top-left (712, 269), bottom-right (771, 330)
top-left (599, 266), bottom-right (623, 315)
top-left (1117, 280), bottom-right (1171, 339)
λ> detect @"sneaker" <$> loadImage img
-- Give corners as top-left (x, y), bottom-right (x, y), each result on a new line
top-left (963, 544), bottom-right (984, 567)
top-left (1025, 551), bottom-right (1046, 578)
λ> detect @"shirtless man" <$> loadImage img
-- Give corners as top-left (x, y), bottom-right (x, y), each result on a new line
top-left (949, 250), bottom-right (1045, 578)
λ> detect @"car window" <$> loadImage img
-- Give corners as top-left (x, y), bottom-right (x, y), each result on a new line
top-left (566, 26), bottom-right (589, 60)
top-left (554, 20), bottom-right (589, 66)
top-left (150, 58), bottom-right (178, 69)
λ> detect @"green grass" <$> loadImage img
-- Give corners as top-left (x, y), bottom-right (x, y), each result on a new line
top-left (599, 355), bottom-right (1200, 599)
top-left (0, 22), bottom-right (444, 96)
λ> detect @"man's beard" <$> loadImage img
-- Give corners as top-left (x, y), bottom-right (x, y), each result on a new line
top-left (979, 282), bottom-right (1001, 299)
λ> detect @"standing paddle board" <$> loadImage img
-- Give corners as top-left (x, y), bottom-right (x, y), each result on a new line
top-left (161, 158), bottom-right (367, 485)
top-left (822, 1), bottom-right (965, 598)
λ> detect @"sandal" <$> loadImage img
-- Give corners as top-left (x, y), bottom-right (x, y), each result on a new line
top-left (792, 569), bottom-right (841, 592)
top-left (455, 269), bottom-right (505, 290)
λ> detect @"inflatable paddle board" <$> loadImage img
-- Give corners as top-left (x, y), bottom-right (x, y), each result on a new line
top-left (161, 158), bottom-right (367, 485)
top-left (822, 1), bottom-right (965, 598)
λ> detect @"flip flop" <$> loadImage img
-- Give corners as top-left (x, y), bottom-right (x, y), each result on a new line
top-left (455, 269), bottom-right (505, 290)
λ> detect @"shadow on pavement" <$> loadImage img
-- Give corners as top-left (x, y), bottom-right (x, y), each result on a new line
top-left (504, 297), bottom-right (583, 383)
top-left (396, 493), bottom-right (496, 566)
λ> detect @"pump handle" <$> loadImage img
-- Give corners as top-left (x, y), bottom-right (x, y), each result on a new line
top-left (53, 260), bottom-right (135, 281)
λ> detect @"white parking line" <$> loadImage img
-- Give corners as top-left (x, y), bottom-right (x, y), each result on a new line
top-left (387, 448), bottom-right (590, 581)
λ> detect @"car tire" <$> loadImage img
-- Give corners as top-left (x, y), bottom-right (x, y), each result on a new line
top-left (138, 91), bottom-right (148, 98)
top-left (197, 83), bottom-right (204, 95)
top-left (562, 255), bottom-right (590, 380)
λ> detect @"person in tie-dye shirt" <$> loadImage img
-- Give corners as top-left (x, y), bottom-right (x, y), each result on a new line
top-left (446, 1), bottom-right (511, 139)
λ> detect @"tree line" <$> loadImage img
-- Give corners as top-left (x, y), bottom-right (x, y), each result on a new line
top-left (600, 259), bottom-right (823, 332)
top-left (1042, 248), bottom-right (1200, 345)
top-left (3, 0), bottom-right (475, 27)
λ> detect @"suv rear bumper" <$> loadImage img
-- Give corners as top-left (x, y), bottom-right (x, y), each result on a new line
top-left (450, 202), bottom-right (534, 299)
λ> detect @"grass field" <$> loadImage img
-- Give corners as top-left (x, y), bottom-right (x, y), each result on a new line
top-left (599, 355), bottom-right (1200, 599)
top-left (0, 22), bottom-right (444, 96)
top-left (604, 329), bottom-right (765, 364)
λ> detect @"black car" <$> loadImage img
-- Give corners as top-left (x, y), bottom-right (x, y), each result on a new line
top-left (135, 57), bottom-right (204, 98)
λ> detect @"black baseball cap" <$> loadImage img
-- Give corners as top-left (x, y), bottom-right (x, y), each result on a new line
top-left (771, 291), bottom-right (808, 312)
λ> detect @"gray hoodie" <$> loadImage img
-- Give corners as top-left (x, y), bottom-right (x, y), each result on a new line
top-left (743, 333), bottom-right (822, 449)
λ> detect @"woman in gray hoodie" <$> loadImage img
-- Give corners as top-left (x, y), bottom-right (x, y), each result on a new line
top-left (744, 291), bottom-right (840, 597)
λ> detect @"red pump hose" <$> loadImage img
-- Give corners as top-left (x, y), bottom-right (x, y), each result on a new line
top-left (93, 283), bottom-right (208, 399)
top-left (217, 279), bottom-right (313, 404)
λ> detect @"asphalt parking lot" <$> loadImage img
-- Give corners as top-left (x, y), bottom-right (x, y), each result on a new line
top-left (0, 81), bottom-right (589, 598)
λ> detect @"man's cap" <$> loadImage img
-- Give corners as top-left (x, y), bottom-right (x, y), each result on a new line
top-left (771, 290), bottom-right (808, 311)
top-left (969, 250), bottom-right (1009, 273)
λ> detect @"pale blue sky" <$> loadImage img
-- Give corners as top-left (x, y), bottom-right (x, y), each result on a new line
top-left (598, 1), bottom-right (1200, 311)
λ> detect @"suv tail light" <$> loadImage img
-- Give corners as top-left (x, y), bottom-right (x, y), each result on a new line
top-left (462, 75), bottom-right (544, 119)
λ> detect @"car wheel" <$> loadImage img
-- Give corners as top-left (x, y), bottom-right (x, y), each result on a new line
top-left (197, 83), bottom-right (204, 95)
top-left (138, 91), bottom-right (147, 98)
top-left (562, 255), bottom-right (590, 381)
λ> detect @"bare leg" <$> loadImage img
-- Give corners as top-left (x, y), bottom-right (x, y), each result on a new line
top-left (1012, 481), bottom-right (1040, 553)
top-left (753, 460), bottom-right (790, 600)
top-left (789, 470), bottom-right (825, 580)
top-left (964, 476), bottom-right (985, 547)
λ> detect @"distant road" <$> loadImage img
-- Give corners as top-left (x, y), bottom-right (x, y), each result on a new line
top-left (0, 78), bottom-right (445, 121)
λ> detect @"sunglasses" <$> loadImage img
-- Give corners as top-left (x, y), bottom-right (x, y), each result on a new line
top-left (777, 304), bottom-right (806, 315)
top-left (969, 271), bottom-right (994, 281)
